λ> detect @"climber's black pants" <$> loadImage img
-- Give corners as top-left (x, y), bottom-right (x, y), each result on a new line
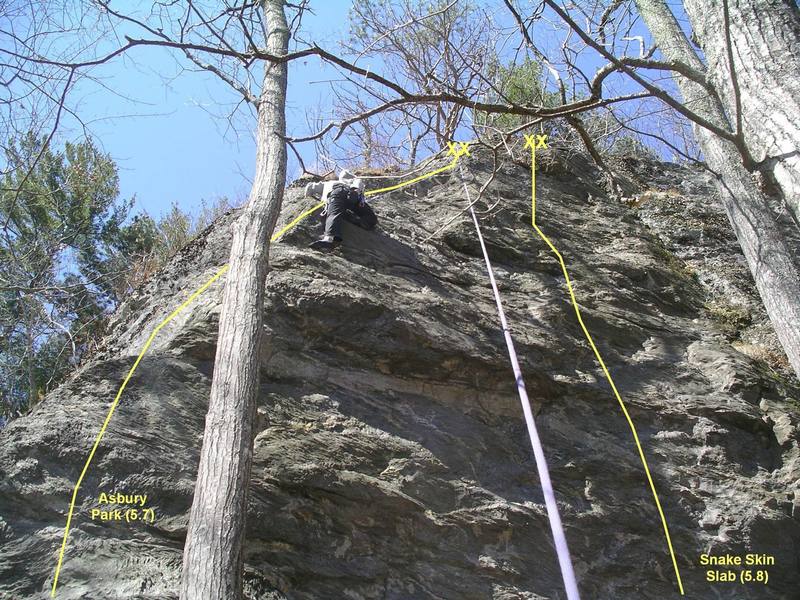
top-left (323, 195), bottom-right (377, 240)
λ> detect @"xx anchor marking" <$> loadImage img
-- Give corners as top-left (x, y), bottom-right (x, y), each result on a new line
top-left (447, 141), bottom-right (471, 158)
top-left (524, 134), bottom-right (548, 149)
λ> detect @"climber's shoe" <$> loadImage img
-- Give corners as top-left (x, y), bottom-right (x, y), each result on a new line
top-left (309, 235), bottom-right (341, 252)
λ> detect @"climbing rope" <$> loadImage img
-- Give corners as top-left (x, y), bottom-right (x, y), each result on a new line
top-left (456, 159), bottom-right (581, 600)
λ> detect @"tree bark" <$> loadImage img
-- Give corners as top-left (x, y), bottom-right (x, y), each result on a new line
top-left (25, 305), bottom-right (36, 409)
top-left (179, 2), bottom-right (289, 599)
top-left (682, 0), bottom-right (800, 225)
top-left (635, 0), bottom-right (800, 379)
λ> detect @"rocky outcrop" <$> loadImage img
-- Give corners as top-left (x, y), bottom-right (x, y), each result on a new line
top-left (1, 150), bottom-right (798, 599)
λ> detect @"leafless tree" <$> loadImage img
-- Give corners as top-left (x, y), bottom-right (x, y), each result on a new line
top-left (321, 0), bottom-right (800, 378)
top-left (531, 0), bottom-right (800, 378)
top-left (4, 1), bottom-right (800, 597)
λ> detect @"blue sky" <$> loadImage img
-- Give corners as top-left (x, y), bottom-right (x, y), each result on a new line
top-left (69, 1), bottom-right (350, 220)
top-left (50, 1), bottom-right (679, 222)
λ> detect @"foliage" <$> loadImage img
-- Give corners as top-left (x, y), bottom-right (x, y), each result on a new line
top-left (338, 0), bottom-right (495, 167)
top-left (477, 57), bottom-right (562, 136)
top-left (0, 133), bottom-right (230, 422)
top-left (707, 301), bottom-right (753, 339)
top-left (1, 133), bottom-right (121, 415)
top-left (157, 197), bottom-right (231, 260)
top-left (607, 135), bottom-right (659, 159)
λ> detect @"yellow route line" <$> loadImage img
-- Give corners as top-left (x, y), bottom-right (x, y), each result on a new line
top-left (51, 264), bottom-right (229, 597)
top-left (525, 135), bottom-right (685, 595)
top-left (52, 142), bottom-right (684, 596)
top-left (270, 154), bottom-right (461, 243)
top-left (51, 148), bottom-right (465, 596)
top-left (270, 200), bottom-right (326, 242)
top-left (365, 156), bottom-right (458, 195)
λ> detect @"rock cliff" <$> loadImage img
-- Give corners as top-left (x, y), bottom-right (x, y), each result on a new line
top-left (1, 150), bottom-right (798, 599)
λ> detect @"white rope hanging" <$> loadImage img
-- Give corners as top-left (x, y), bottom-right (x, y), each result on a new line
top-left (456, 160), bottom-right (581, 600)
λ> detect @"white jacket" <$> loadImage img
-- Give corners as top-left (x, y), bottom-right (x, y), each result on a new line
top-left (304, 170), bottom-right (364, 201)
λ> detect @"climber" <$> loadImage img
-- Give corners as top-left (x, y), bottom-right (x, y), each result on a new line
top-left (304, 169), bottom-right (377, 251)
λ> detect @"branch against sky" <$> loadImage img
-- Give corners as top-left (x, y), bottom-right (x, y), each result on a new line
top-left (0, 0), bottom-right (730, 176)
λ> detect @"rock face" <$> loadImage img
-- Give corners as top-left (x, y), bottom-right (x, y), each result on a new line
top-left (1, 151), bottom-right (798, 599)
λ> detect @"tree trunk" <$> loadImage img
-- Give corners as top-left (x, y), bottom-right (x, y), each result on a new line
top-left (682, 0), bottom-right (800, 226)
top-left (409, 134), bottom-right (419, 166)
top-left (635, 0), bottom-right (800, 379)
top-left (697, 129), bottom-right (800, 378)
top-left (25, 307), bottom-right (36, 409)
top-left (179, 2), bottom-right (289, 599)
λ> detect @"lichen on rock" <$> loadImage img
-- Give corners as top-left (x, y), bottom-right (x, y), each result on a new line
top-left (1, 150), bottom-right (798, 599)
